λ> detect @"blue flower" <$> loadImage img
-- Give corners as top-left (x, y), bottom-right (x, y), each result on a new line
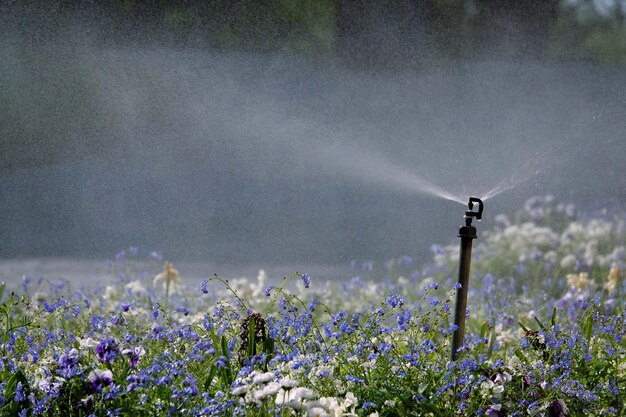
top-left (345, 374), bottom-right (364, 384)
top-left (14, 381), bottom-right (26, 403)
top-left (96, 337), bottom-right (120, 363)
top-left (301, 273), bottom-right (311, 288)
top-left (175, 306), bottom-right (190, 316)
top-left (385, 292), bottom-right (404, 308)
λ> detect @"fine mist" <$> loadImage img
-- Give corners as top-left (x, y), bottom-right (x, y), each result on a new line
top-left (2, 14), bottom-right (626, 268)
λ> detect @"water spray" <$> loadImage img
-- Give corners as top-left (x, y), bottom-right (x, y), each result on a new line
top-left (451, 197), bottom-right (483, 361)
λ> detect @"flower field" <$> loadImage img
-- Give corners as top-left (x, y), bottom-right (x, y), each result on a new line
top-left (1, 196), bottom-right (625, 416)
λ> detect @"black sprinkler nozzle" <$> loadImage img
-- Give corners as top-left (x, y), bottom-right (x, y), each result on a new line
top-left (464, 197), bottom-right (483, 225)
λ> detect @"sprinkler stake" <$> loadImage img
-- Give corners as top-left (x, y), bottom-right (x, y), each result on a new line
top-left (451, 197), bottom-right (483, 361)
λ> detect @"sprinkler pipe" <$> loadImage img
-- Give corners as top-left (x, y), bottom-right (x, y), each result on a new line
top-left (451, 197), bottom-right (483, 361)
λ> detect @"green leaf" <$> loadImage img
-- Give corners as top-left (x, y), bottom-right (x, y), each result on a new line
top-left (480, 321), bottom-right (489, 338)
top-left (513, 348), bottom-right (528, 363)
top-left (221, 335), bottom-right (229, 358)
top-left (262, 336), bottom-right (274, 371)
top-left (550, 307), bottom-right (557, 327)
top-left (204, 364), bottom-right (217, 391)
top-left (0, 282), bottom-right (5, 301)
top-left (487, 324), bottom-right (497, 358)
top-left (533, 316), bottom-right (546, 331)
top-left (584, 313), bottom-right (594, 343)
top-left (2, 369), bottom-right (29, 415)
top-left (218, 335), bottom-right (234, 385)
top-left (262, 336), bottom-right (274, 356)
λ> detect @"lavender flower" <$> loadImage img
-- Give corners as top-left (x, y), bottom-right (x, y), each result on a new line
top-left (89, 369), bottom-right (114, 392)
top-left (301, 273), bottom-right (311, 288)
top-left (96, 337), bottom-right (120, 363)
top-left (122, 347), bottom-right (145, 368)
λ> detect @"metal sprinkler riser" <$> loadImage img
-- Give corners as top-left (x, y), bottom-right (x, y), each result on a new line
top-left (451, 197), bottom-right (483, 361)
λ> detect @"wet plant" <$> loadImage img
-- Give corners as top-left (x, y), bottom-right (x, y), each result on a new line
top-left (1, 196), bottom-right (625, 416)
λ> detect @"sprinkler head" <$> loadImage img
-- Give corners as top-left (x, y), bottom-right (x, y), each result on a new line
top-left (464, 197), bottom-right (483, 226)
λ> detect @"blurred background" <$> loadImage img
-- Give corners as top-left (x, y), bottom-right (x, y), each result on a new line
top-left (1, 0), bottom-right (625, 273)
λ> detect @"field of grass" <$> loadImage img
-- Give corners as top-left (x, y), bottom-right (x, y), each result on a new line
top-left (1, 196), bottom-right (625, 416)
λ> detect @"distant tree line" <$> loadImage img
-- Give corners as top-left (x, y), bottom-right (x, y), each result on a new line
top-left (2, 0), bottom-right (626, 65)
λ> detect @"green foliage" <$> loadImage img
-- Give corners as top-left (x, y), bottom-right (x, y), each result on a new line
top-left (582, 26), bottom-right (626, 64)
top-left (1, 197), bottom-right (626, 415)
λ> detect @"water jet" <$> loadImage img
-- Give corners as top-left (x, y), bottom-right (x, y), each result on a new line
top-left (451, 197), bottom-right (483, 361)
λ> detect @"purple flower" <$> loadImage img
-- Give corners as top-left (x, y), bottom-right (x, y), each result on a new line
top-left (264, 285), bottom-right (273, 297)
top-left (201, 279), bottom-right (209, 294)
top-left (89, 369), bottom-right (113, 391)
top-left (548, 399), bottom-right (568, 417)
top-left (122, 347), bottom-right (145, 368)
top-left (96, 337), bottom-right (120, 363)
top-left (59, 348), bottom-right (80, 368)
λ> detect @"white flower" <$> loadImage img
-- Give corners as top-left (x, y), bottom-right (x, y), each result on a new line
top-left (252, 371), bottom-right (275, 385)
top-left (78, 337), bottom-right (99, 349)
top-left (384, 399), bottom-right (396, 407)
top-left (124, 280), bottom-right (148, 296)
top-left (254, 381), bottom-right (281, 401)
top-left (103, 285), bottom-right (118, 300)
top-left (543, 250), bottom-right (557, 264)
top-left (344, 391), bottom-right (357, 408)
top-left (292, 387), bottom-right (315, 401)
top-left (494, 371), bottom-right (511, 384)
top-left (250, 270), bottom-right (268, 298)
top-left (307, 407), bottom-right (330, 417)
top-left (280, 377), bottom-right (299, 389)
top-left (231, 385), bottom-right (249, 396)
top-left (38, 376), bottom-right (64, 395)
top-left (560, 254), bottom-right (577, 269)
top-left (276, 395), bottom-right (307, 410)
top-left (480, 379), bottom-right (494, 398)
top-left (276, 385), bottom-right (316, 409)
